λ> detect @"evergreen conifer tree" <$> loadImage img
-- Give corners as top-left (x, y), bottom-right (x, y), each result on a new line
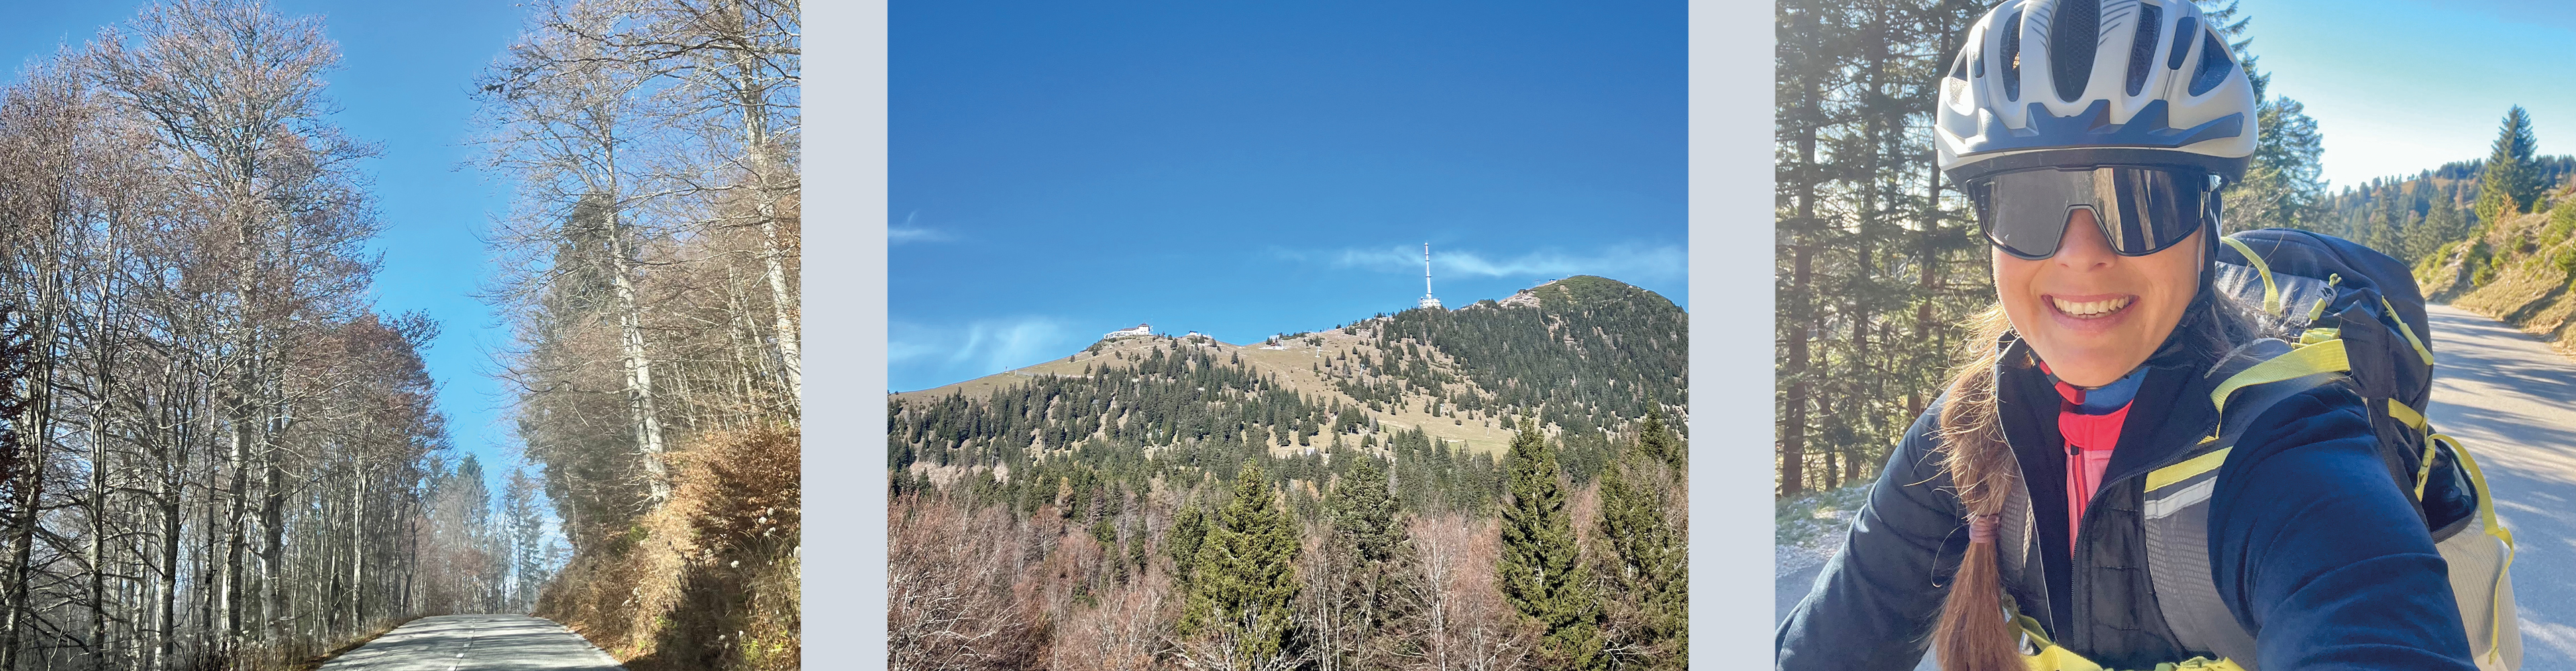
top-left (2478, 106), bottom-right (2544, 224)
top-left (1498, 419), bottom-right (1603, 669)
top-left (1169, 505), bottom-right (1210, 588)
top-left (1316, 458), bottom-right (1417, 668)
top-left (1638, 409), bottom-right (1682, 470)
top-left (2412, 192), bottom-right (2471, 268)
top-left (2192, 1), bottom-right (2328, 234)
top-left (1179, 461), bottom-right (1305, 669)
top-left (1595, 454), bottom-right (1686, 669)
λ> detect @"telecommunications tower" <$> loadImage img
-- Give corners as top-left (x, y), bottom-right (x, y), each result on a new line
top-left (1417, 242), bottom-right (1443, 309)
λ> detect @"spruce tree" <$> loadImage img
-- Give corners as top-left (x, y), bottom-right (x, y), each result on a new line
top-left (2189, 1), bottom-right (2327, 234)
top-left (1497, 419), bottom-right (1603, 669)
top-left (2478, 106), bottom-right (2543, 224)
top-left (1180, 461), bottom-right (1305, 668)
top-left (2232, 97), bottom-right (2327, 233)
top-left (1637, 409), bottom-right (1682, 470)
top-left (1321, 458), bottom-right (1415, 667)
top-left (1169, 504), bottom-right (1210, 588)
top-left (1595, 454), bottom-right (1686, 669)
top-left (2413, 192), bottom-right (2471, 268)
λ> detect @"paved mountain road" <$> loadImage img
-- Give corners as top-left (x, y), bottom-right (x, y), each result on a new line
top-left (318, 615), bottom-right (623, 671)
top-left (2421, 303), bottom-right (2576, 668)
top-left (1774, 304), bottom-right (2576, 668)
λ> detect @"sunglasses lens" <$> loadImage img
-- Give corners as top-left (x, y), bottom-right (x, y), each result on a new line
top-left (1978, 166), bottom-right (2204, 258)
top-left (2100, 168), bottom-right (2205, 256)
top-left (1982, 168), bottom-right (2084, 258)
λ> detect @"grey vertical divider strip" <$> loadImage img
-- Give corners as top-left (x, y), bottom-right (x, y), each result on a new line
top-left (804, 0), bottom-right (890, 667)
top-left (1690, 0), bottom-right (1776, 666)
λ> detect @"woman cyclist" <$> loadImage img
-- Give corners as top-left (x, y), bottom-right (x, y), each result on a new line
top-left (1776, 1), bottom-right (2479, 669)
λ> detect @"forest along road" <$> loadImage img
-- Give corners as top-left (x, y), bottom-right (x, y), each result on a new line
top-left (1772, 305), bottom-right (2576, 669)
top-left (318, 615), bottom-right (623, 671)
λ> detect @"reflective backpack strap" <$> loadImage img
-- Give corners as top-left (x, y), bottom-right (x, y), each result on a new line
top-left (2149, 362), bottom-right (2348, 669)
top-left (1999, 474), bottom-right (2037, 592)
top-left (2144, 439), bottom-right (2262, 668)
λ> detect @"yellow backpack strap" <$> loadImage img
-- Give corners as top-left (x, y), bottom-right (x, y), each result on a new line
top-left (2436, 433), bottom-right (2518, 661)
top-left (2010, 602), bottom-right (2251, 670)
top-left (2220, 237), bottom-right (2282, 315)
top-left (2385, 399), bottom-right (2439, 498)
top-left (2387, 399), bottom-right (2428, 431)
top-left (2208, 340), bottom-right (2351, 423)
top-left (2304, 273), bottom-right (2343, 323)
top-left (2381, 297), bottom-right (2437, 366)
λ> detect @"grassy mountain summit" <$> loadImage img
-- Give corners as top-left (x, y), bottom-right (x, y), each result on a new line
top-left (888, 275), bottom-right (1686, 500)
top-left (888, 275), bottom-right (1693, 670)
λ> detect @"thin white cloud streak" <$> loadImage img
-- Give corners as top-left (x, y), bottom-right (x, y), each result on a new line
top-left (888, 226), bottom-right (952, 243)
top-left (1295, 242), bottom-right (1686, 282)
top-left (889, 317), bottom-right (1075, 389)
top-left (890, 209), bottom-right (954, 244)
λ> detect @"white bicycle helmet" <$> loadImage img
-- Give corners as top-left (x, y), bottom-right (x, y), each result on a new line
top-left (1935, 0), bottom-right (2259, 185)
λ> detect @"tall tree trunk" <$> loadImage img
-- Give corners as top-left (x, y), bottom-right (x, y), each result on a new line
top-left (157, 459), bottom-right (182, 671)
top-left (600, 174), bottom-right (670, 503)
top-left (611, 240), bottom-right (669, 503)
top-left (89, 235), bottom-right (122, 671)
top-left (0, 240), bottom-right (63, 671)
top-left (347, 468), bottom-right (365, 633)
top-left (260, 454), bottom-right (289, 646)
top-left (1780, 5), bottom-right (1821, 497)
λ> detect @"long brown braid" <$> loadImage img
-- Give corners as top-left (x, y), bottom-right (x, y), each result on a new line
top-left (1928, 290), bottom-right (2265, 671)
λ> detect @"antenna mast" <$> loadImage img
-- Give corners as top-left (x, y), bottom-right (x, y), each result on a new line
top-left (1417, 242), bottom-right (1443, 309)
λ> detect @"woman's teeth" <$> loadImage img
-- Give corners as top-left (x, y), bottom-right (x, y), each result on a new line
top-left (2052, 296), bottom-right (2132, 317)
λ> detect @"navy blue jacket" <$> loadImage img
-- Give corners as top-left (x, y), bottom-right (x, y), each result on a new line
top-left (1776, 344), bottom-right (2475, 670)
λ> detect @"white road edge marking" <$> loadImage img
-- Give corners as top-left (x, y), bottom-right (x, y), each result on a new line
top-left (446, 621), bottom-right (477, 671)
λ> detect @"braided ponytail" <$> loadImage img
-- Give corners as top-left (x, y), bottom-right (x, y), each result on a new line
top-left (1931, 306), bottom-right (2025, 671)
top-left (1927, 290), bottom-right (2264, 670)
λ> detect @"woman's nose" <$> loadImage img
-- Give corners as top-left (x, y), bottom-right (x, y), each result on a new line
top-left (2056, 207), bottom-right (2114, 268)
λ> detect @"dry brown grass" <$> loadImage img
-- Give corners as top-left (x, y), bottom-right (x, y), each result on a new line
top-left (2436, 208), bottom-right (2576, 358)
top-left (537, 423), bottom-right (801, 671)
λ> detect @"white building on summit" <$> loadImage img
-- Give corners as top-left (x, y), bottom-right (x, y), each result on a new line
top-left (1104, 323), bottom-right (1151, 339)
top-left (1417, 242), bottom-right (1444, 310)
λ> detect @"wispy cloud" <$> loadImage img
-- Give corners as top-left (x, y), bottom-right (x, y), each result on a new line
top-left (889, 227), bottom-right (952, 243)
top-left (1292, 242), bottom-right (1686, 282)
top-left (889, 210), bottom-right (955, 244)
top-left (890, 316), bottom-right (1076, 389)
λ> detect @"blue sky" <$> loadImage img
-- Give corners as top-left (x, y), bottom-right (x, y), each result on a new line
top-left (3, 1), bottom-right (527, 484)
top-left (890, 1), bottom-right (1689, 393)
top-left (2247, 0), bottom-right (2576, 188)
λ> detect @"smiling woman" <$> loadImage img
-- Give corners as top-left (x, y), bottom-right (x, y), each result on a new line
top-left (1778, 1), bottom-right (2502, 669)
top-left (1993, 207), bottom-right (2209, 387)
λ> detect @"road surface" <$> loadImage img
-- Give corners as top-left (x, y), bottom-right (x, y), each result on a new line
top-left (2422, 303), bottom-right (2576, 668)
top-left (1774, 304), bottom-right (2576, 668)
top-left (318, 615), bottom-right (623, 671)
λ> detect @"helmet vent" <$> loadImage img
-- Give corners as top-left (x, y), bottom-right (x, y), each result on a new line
top-left (2000, 11), bottom-right (2024, 101)
top-left (2166, 16), bottom-right (2197, 69)
top-left (1947, 52), bottom-right (1971, 104)
top-left (2188, 29), bottom-right (2234, 95)
top-left (2125, 3), bottom-right (2162, 96)
top-left (2049, 0), bottom-right (2102, 103)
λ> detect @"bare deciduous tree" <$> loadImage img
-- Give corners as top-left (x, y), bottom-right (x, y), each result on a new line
top-left (0, 2), bottom-right (504, 669)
